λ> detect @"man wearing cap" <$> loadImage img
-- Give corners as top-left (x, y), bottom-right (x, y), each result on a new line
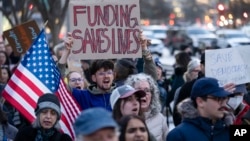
top-left (167, 77), bottom-right (230, 141)
top-left (227, 84), bottom-right (250, 125)
top-left (73, 107), bottom-right (119, 141)
top-left (14, 94), bottom-right (72, 141)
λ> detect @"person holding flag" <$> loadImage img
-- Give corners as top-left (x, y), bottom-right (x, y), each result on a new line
top-left (2, 29), bottom-right (81, 139)
top-left (14, 93), bottom-right (72, 141)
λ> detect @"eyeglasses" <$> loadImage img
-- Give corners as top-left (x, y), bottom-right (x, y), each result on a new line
top-left (206, 96), bottom-right (229, 104)
top-left (69, 78), bottom-right (83, 83)
top-left (135, 88), bottom-right (151, 94)
top-left (96, 70), bottom-right (113, 76)
top-left (142, 88), bottom-right (151, 93)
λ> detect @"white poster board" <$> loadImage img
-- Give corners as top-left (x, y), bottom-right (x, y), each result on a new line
top-left (205, 47), bottom-right (250, 86)
top-left (69, 0), bottom-right (141, 60)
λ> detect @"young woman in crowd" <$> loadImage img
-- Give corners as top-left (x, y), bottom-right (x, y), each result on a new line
top-left (118, 115), bottom-right (150, 141)
top-left (110, 84), bottom-right (146, 121)
top-left (110, 84), bottom-right (157, 141)
top-left (0, 66), bottom-right (12, 84)
top-left (65, 71), bottom-right (89, 92)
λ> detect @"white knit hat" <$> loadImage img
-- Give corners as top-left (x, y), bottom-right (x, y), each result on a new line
top-left (187, 60), bottom-right (200, 72)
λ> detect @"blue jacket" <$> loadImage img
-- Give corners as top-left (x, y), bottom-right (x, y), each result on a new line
top-left (167, 99), bottom-right (229, 141)
top-left (72, 84), bottom-right (115, 111)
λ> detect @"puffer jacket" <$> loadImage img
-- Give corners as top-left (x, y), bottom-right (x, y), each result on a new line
top-left (166, 98), bottom-right (229, 141)
top-left (145, 112), bottom-right (168, 141)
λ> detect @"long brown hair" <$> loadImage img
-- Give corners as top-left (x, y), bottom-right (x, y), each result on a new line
top-left (118, 115), bottom-right (150, 141)
top-left (112, 97), bottom-right (144, 122)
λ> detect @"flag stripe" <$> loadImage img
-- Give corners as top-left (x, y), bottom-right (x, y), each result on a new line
top-left (2, 85), bottom-right (36, 121)
top-left (58, 80), bottom-right (81, 119)
top-left (59, 112), bottom-right (74, 137)
top-left (7, 79), bottom-right (37, 108)
top-left (16, 64), bottom-right (51, 93)
top-left (2, 30), bottom-right (81, 139)
top-left (56, 80), bottom-right (81, 137)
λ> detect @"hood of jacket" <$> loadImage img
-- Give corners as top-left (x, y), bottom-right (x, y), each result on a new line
top-left (87, 83), bottom-right (116, 95)
top-left (177, 98), bottom-right (199, 119)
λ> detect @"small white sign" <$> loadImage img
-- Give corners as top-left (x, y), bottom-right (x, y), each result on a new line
top-left (205, 47), bottom-right (250, 86)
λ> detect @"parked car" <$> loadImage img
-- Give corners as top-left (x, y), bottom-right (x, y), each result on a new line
top-left (165, 26), bottom-right (217, 55)
top-left (185, 26), bottom-right (218, 55)
top-left (215, 29), bottom-right (250, 48)
top-left (142, 25), bottom-right (168, 41)
top-left (241, 25), bottom-right (250, 38)
top-left (148, 38), bottom-right (165, 57)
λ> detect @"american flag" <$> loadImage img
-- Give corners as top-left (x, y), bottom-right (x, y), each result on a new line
top-left (2, 30), bottom-right (81, 139)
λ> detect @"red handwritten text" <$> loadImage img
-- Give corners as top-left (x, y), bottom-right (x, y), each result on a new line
top-left (71, 4), bottom-right (140, 55)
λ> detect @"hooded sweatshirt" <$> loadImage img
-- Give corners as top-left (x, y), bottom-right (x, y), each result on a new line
top-left (72, 83), bottom-right (116, 111)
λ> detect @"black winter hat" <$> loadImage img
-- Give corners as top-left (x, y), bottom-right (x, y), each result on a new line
top-left (35, 93), bottom-right (61, 119)
top-left (116, 59), bottom-right (137, 74)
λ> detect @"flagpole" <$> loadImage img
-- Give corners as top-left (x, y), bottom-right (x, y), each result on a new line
top-left (43, 20), bottom-right (48, 28)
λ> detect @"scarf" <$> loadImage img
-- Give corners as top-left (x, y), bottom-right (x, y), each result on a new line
top-left (35, 128), bottom-right (55, 141)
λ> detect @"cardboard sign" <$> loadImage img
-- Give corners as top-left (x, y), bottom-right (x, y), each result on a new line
top-left (67, 57), bottom-right (83, 73)
top-left (69, 0), bottom-right (141, 60)
top-left (3, 20), bottom-right (40, 56)
top-left (205, 47), bottom-right (250, 86)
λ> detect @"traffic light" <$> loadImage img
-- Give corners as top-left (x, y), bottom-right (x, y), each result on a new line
top-left (217, 4), bottom-right (225, 16)
top-left (169, 13), bottom-right (175, 26)
top-left (217, 4), bottom-right (224, 11)
top-left (243, 12), bottom-right (248, 18)
top-left (29, 4), bottom-right (33, 10)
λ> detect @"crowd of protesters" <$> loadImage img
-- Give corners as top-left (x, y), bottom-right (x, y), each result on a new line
top-left (0, 29), bottom-right (249, 141)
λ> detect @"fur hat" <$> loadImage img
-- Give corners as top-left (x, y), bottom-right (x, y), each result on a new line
top-left (35, 93), bottom-right (61, 119)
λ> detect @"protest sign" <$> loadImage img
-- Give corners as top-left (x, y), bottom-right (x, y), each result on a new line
top-left (3, 20), bottom-right (40, 56)
top-left (67, 58), bottom-right (83, 73)
top-left (69, 0), bottom-right (141, 60)
top-left (205, 47), bottom-right (250, 86)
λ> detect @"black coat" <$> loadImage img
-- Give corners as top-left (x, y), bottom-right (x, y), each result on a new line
top-left (172, 73), bottom-right (204, 126)
top-left (14, 126), bottom-right (72, 141)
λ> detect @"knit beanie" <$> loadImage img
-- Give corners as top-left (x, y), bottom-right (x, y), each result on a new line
top-left (115, 59), bottom-right (137, 76)
top-left (187, 60), bottom-right (200, 73)
top-left (35, 93), bottom-right (61, 119)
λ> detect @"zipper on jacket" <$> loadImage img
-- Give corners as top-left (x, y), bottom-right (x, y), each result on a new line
top-left (210, 125), bottom-right (214, 141)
